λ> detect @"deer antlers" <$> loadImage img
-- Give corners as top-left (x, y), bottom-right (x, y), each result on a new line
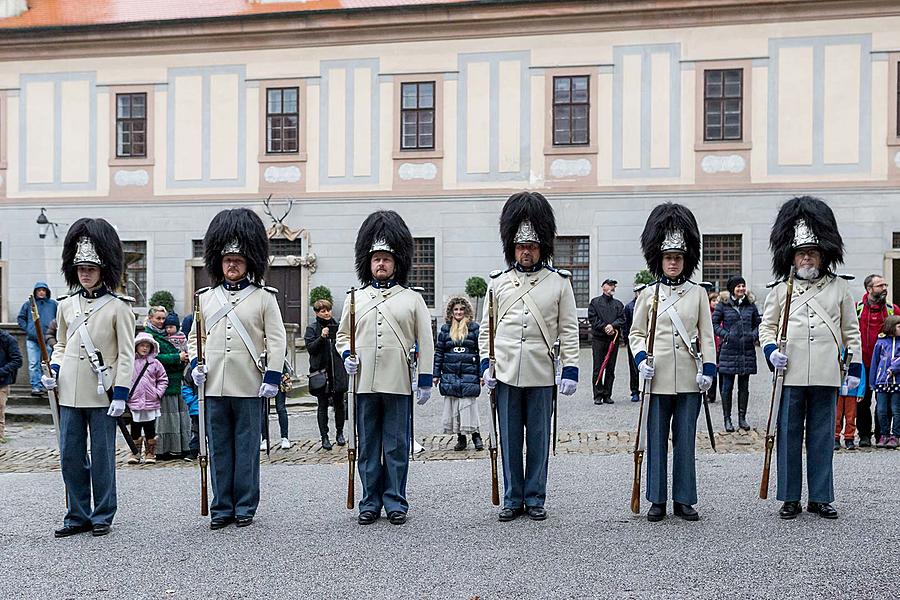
top-left (262, 193), bottom-right (294, 225)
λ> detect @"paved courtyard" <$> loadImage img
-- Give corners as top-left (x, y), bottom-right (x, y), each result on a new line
top-left (2, 348), bottom-right (898, 598)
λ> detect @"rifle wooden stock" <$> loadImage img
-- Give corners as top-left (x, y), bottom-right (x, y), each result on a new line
top-left (487, 289), bottom-right (501, 506)
top-left (194, 292), bottom-right (209, 517)
top-left (759, 267), bottom-right (795, 500)
top-left (346, 287), bottom-right (357, 510)
top-left (631, 282), bottom-right (660, 514)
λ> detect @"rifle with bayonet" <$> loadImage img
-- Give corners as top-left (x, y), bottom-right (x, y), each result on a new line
top-left (30, 294), bottom-right (68, 504)
top-left (631, 282), bottom-right (660, 514)
top-left (346, 287), bottom-right (358, 510)
top-left (691, 335), bottom-right (717, 453)
top-left (551, 339), bottom-right (561, 456)
top-left (759, 266), bottom-right (795, 500)
top-left (487, 288), bottom-right (501, 506)
top-left (193, 291), bottom-right (210, 516)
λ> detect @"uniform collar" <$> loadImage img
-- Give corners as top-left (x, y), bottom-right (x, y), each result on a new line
top-left (514, 262), bottom-right (544, 273)
top-left (223, 277), bottom-right (252, 291)
top-left (660, 275), bottom-right (687, 286)
top-left (80, 286), bottom-right (109, 299)
top-left (371, 279), bottom-right (398, 289)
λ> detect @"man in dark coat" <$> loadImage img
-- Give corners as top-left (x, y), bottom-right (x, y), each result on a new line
top-left (712, 275), bottom-right (761, 431)
top-left (588, 279), bottom-right (626, 404)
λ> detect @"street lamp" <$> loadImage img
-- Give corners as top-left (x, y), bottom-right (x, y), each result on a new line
top-left (36, 208), bottom-right (61, 239)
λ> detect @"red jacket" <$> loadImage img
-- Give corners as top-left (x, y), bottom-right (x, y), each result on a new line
top-left (857, 293), bottom-right (899, 368)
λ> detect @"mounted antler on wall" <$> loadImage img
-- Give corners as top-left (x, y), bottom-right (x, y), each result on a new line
top-left (262, 194), bottom-right (302, 240)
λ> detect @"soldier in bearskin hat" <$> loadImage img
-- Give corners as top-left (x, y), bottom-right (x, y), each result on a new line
top-left (42, 218), bottom-right (136, 538)
top-left (477, 191), bottom-right (580, 522)
top-left (336, 210), bottom-right (435, 526)
top-left (188, 208), bottom-right (287, 530)
top-left (760, 196), bottom-right (861, 520)
top-left (629, 202), bottom-right (717, 522)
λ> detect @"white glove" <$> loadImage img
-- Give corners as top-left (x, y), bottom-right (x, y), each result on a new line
top-left (483, 367), bottom-right (497, 390)
top-left (770, 350), bottom-right (788, 370)
top-left (639, 360), bottom-right (655, 380)
top-left (696, 374), bottom-right (713, 392)
top-left (191, 364), bottom-right (207, 386)
top-left (416, 387), bottom-right (431, 405)
top-left (559, 379), bottom-right (577, 396)
top-left (843, 375), bottom-right (860, 391)
top-left (258, 383), bottom-right (279, 398)
top-left (41, 373), bottom-right (58, 390)
top-left (344, 356), bottom-right (359, 375)
top-left (107, 400), bottom-right (126, 418)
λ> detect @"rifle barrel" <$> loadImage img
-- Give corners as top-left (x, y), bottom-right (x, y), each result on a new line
top-left (346, 287), bottom-right (357, 510)
top-left (630, 282), bottom-right (660, 514)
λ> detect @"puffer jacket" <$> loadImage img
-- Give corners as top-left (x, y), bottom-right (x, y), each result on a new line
top-left (434, 321), bottom-right (481, 398)
top-left (712, 296), bottom-right (761, 375)
top-left (870, 335), bottom-right (900, 390)
top-left (129, 333), bottom-right (169, 412)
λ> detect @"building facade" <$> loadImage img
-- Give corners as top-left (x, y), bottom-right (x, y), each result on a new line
top-left (1, 0), bottom-right (899, 327)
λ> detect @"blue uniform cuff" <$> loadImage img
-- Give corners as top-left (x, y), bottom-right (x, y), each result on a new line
top-left (190, 357), bottom-right (198, 369)
top-left (561, 366), bottom-right (578, 382)
top-left (112, 386), bottom-right (129, 401)
top-left (342, 350), bottom-right (350, 360)
top-left (849, 363), bottom-right (862, 379)
top-left (417, 374), bottom-right (432, 389)
top-left (480, 358), bottom-right (490, 376)
top-left (634, 351), bottom-right (647, 368)
top-left (50, 364), bottom-right (60, 375)
top-left (763, 344), bottom-right (776, 371)
top-left (703, 363), bottom-right (717, 378)
top-left (263, 370), bottom-right (281, 385)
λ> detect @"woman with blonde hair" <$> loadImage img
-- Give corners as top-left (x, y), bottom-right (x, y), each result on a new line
top-left (434, 296), bottom-right (484, 451)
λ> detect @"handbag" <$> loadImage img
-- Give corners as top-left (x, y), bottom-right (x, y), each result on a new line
top-left (308, 368), bottom-right (328, 395)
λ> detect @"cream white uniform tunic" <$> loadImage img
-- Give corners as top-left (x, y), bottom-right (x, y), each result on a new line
top-left (188, 283), bottom-right (287, 395)
top-left (51, 291), bottom-right (136, 406)
top-left (760, 274), bottom-right (862, 386)
top-left (336, 284), bottom-right (435, 394)
top-left (629, 280), bottom-right (717, 393)
top-left (477, 267), bottom-right (579, 386)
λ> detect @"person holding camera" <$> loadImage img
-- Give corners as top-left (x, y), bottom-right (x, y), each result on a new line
top-left (304, 298), bottom-right (348, 450)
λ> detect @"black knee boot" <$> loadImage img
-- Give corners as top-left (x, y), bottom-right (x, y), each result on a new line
top-left (454, 434), bottom-right (467, 451)
top-left (722, 390), bottom-right (735, 432)
top-left (738, 388), bottom-right (750, 431)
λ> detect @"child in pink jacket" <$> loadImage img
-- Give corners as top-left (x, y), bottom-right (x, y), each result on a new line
top-left (128, 332), bottom-right (169, 464)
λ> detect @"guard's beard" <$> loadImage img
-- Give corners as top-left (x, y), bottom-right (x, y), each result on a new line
top-left (796, 266), bottom-right (820, 280)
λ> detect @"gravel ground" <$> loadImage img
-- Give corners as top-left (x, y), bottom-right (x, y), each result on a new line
top-left (5, 347), bottom-right (780, 449)
top-left (2, 450), bottom-right (897, 599)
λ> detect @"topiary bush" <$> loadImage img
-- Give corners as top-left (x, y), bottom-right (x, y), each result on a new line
top-left (149, 290), bottom-right (175, 312)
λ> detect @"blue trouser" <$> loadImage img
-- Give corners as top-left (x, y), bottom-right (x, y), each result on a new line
top-left (26, 340), bottom-right (43, 389)
top-left (646, 393), bottom-right (701, 505)
top-left (206, 397), bottom-right (263, 520)
top-left (59, 405), bottom-right (118, 527)
top-left (356, 392), bottom-right (411, 515)
top-left (776, 386), bottom-right (836, 503)
top-left (876, 391), bottom-right (900, 437)
top-left (496, 383), bottom-right (553, 509)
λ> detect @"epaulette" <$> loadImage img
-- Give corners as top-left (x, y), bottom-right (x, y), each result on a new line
top-left (347, 285), bottom-right (369, 294)
top-left (555, 268), bottom-right (572, 278)
top-left (56, 294), bottom-right (71, 301)
top-left (837, 273), bottom-right (855, 281)
top-left (195, 286), bottom-right (212, 296)
top-left (634, 283), bottom-right (649, 293)
top-left (697, 281), bottom-right (714, 291)
top-left (409, 285), bottom-right (425, 293)
top-left (489, 269), bottom-right (505, 279)
top-left (112, 292), bottom-right (136, 303)
top-left (262, 285), bottom-right (279, 294)
top-left (765, 278), bottom-right (783, 289)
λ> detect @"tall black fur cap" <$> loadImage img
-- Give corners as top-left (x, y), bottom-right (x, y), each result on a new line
top-left (640, 202), bottom-right (701, 279)
top-left (769, 196), bottom-right (843, 278)
top-left (203, 208), bottom-right (270, 284)
top-left (62, 218), bottom-right (124, 291)
top-left (499, 191), bottom-right (556, 267)
top-left (354, 210), bottom-right (413, 286)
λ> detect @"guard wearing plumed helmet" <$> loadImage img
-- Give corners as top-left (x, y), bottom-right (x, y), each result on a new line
top-left (44, 218), bottom-right (136, 538)
top-left (759, 196), bottom-right (861, 521)
top-left (188, 208), bottom-right (287, 530)
top-left (478, 191), bottom-right (580, 522)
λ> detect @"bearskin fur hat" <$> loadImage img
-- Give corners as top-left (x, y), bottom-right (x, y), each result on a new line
top-left (499, 191), bottom-right (556, 267)
top-left (203, 208), bottom-right (270, 284)
top-left (354, 210), bottom-right (414, 286)
top-left (640, 202), bottom-right (701, 280)
top-left (61, 218), bottom-right (124, 291)
top-left (444, 296), bottom-right (474, 323)
top-left (769, 196), bottom-right (843, 278)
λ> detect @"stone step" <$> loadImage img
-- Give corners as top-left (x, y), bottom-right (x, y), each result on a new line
top-left (5, 405), bottom-right (55, 425)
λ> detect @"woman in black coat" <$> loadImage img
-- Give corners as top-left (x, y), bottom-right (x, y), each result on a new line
top-left (304, 299), bottom-right (349, 450)
top-left (711, 276), bottom-right (761, 432)
top-left (433, 296), bottom-right (483, 451)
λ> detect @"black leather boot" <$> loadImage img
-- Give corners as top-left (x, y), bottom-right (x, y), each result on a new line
top-left (471, 432), bottom-right (484, 451)
top-left (454, 434), bottom-right (467, 451)
top-left (321, 435), bottom-right (333, 450)
top-left (738, 388), bottom-right (750, 431)
top-left (722, 390), bottom-right (735, 432)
